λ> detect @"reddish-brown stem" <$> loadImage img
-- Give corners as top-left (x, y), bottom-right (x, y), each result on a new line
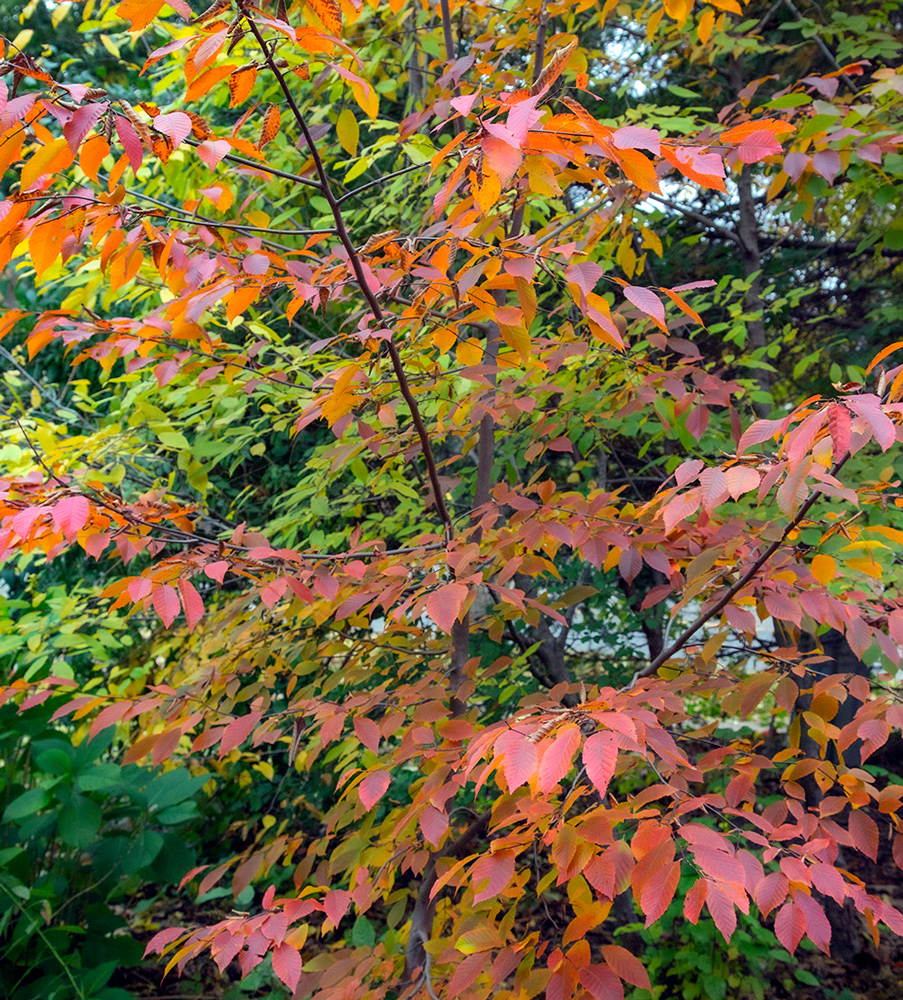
top-left (240, 4), bottom-right (453, 534)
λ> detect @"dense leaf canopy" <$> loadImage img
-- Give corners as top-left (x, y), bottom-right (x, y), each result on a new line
top-left (1, 0), bottom-right (903, 998)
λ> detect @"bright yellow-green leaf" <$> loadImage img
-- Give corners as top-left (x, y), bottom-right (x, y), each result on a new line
top-left (336, 108), bottom-right (360, 157)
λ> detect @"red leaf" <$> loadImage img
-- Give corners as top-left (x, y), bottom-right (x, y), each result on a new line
top-left (754, 872), bottom-right (788, 918)
top-left (177, 578), bottom-right (204, 631)
top-left (600, 945), bottom-right (651, 991)
top-left (827, 403), bottom-right (851, 462)
top-left (52, 495), bottom-right (90, 541)
top-left (498, 730), bottom-right (538, 791)
top-left (774, 900), bottom-right (806, 954)
top-left (736, 129), bottom-right (783, 163)
top-left (425, 582), bottom-right (468, 634)
top-left (537, 723), bottom-right (581, 794)
top-left (323, 888), bottom-right (351, 925)
top-left (846, 394), bottom-right (896, 452)
top-left (219, 711), bottom-right (262, 757)
top-left (359, 770), bottom-right (391, 809)
top-left (613, 126), bottom-right (660, 155)
top-left (353, 715), bottom-right (381, 753)
top-left (564, 261), bottom-right (604, 297)
top-left (63, 102), bottom-right (107, 153)
top-left (582, 731), bottom-right (618, 799)
top-left (204, 560), bottom-right (229, 584)
top-left (472, 849), bottom-right (516, 903)
top-left (795, 891), bottom-right (831, 954)
top-left (271, 943), bottom-right (302, 993)
top-left (698, 467), bottom-right (729, 512)
top-left (684, 878), bottom-right (707, 922)
top-left (115, 115), bottom-right (144, 171)
top-left (705, 880), bottom-right (737, 943)
top-left (89, 701), bottom-right (131, 739)
top-left (152, 584), bottom-right (181, 627)
top-left (419, 804), bottom-right (449, 846)
top-left (849, 809), bottom-right (879, 861)
top-left (144, 926), bottom-right (184, 957)
top-left (738, 417), bottom-right (785, 454)
top-left (579, 965), bottom-right (624, 1000)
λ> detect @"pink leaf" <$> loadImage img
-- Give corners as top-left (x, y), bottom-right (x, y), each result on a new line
top-left (498, 729), bottom-right (538, 791)
top-left (812, 149), bottom-right (841, 185)
top-left (471, 849), bottom-right (515, 903)
top-left (737, 417), bottom-right (785, 455)
top-left (177, 578), bottom-right (205, 631)
top-left (152, 584), bottom-right (181, 627)
top-left (52, 495), bottom-right (90, 540)
top-left (537, 722), bottom-right (580, 794)
top-left (601, 946), bottom-right (651, 991)
top-left (115, 116), bottom-right (144, 172)
top-left (144, 926), bottom-right (185, 957)
top-left (579, 965), bottom-right (624, 1000)
top-left (419, 804), bottom-right (449, 846)
top-left (359, 770), bottom-right (391, 809)
top-left (271, 943), bottom-right (302, 993)
top-left (565, 261), bottom-right (604, 297)
top-left (613, 125), bottom-right (660, 155)
top-left (154, 358), bottom-right (179, 387)
top-left (323, 889), bottom-right (351, 925)
top-left (774, 900), bottom-right (806, 954)
top-left (63, 102), bottom-right (107, 153)
top-left (737, 129), bottom-right (783, 163)
top-left (204, 560), bottom-right (229, 584)
top-left (219, 711), bottom-right (262, 756)
top-left (624, 286), bottom-right (667, 331)
top-left (154, 111), bottom-right (192, 148)
top-left (583, 733), bottom-right (618, 800)
top-left (196, 139), bottom-right (231, 168)
top-left (783, 151), bottom-right (810, 182)
top-left (845, 394), bottom-right (896, 451)
top-left (353, 715), bottom-right (381, 753)
top-left (425, 582), bottom-right (468, 634)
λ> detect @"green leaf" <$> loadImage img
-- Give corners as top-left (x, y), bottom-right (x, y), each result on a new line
top-left (703, 976), bottom-right (726, 1000)
top-left (765, 93), bottom-right (812, 108)
top-left (351, 914), bottom-right (376, 947)
top-left (3, 786), bottom-right (50, 821)
top-left (77, 762), bottom-right (122, 791)
top-left (57, 793), bottom-right (102, 848)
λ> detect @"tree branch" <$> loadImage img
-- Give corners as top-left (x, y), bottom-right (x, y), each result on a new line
top-left (240, 3), bottom-right (453, 534)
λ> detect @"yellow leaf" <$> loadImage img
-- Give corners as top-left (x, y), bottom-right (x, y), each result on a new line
top-left (640, 225), bottom-right (663, 256)
top-left (21, 137), bottom-right (75, 192)
top-left (336, 107), bottom-right (359, 156)
top-left (456, 337), bottom-right (483, 366)
top-left (707, 0), bottom-right (743, 12)
top-left (664, 0), bottom-right (693, 27)
top-left (810, 553), bottom-right (835, 585)
top-left (698, 8), bottom-right (715, 43)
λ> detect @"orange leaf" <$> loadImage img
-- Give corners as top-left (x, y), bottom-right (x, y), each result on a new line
top-left (228, 65), bottom-right (258, 107)
top-left (258, 105), bottom-right (281, 148)
top-left (307, 0), bottom-right (343, 36)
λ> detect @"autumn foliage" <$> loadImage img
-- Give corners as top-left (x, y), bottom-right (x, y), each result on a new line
top-left (2, 0), bottom-right (903, 997)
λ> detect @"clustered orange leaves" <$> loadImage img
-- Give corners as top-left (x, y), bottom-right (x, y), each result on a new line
top-left (2, 0), bottom-right (903, 997)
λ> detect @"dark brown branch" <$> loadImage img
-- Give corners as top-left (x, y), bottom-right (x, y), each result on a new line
top-left (628, 448), bottom-right (853, 687)
top-left (240, 3), bottom-right (453, 534)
